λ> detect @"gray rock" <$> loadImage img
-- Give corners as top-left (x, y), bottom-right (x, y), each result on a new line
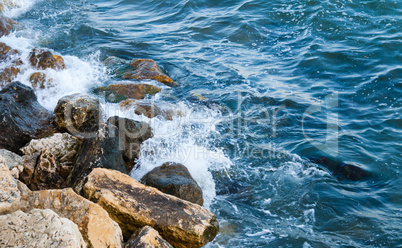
top-left (0, 209), bottom-right (86, 248)
top-left (0, 149), bottom-right (23, 170)
top-left (0, 156), bottom-right (20, 214)
top-left (142, 162), bottom-right (204, 206)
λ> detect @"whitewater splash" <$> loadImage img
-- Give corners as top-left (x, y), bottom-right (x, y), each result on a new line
top-left (0, 0), bottom-right (233, 208)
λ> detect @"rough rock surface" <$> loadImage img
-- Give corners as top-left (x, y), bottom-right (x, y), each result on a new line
top-left (124, 226), bottom-right (173, 248)
top-left (20, 188), bottom-right (123, 248)
top-left (28, 148), bottom-right (66, 190)
top-left (0, 148), bottom-right (23, 170)
top-left (0, 42), bottom-right (19, 61)
top-left (0, 16), bottom-right (17, 37)
top-left (29, 48), bottom-right (65, 70)
top-left (0, 82), bottom-right (55, 153)
top-left (142, 162), bottom-right (204, 206)
top-left (83, 168), bottom-right (219, 248)
top-left (94, 83), bottom-right (161, 102)
top-left (0, 156), bottom-right (20, 214)
top-left (29, 71), bottom-right (53, 89)
top-left (123, 59), bottom-right (177, 87)
top-left (67, 124), bottom-right (127, 193)
top-left (107, 116), bottom-right (153, 173)
top-left (0, 209), bottom-right (86, 248)
top-left (54, 93), bottom-right (101, 136)
top-left (21, 133), bottom-right (83, 171)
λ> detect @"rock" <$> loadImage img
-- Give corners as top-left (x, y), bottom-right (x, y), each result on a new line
top-left (0, 16), bottom-right (17, 37)
top-left (28, 148), bottom-right (66, 190)
top-left (124, 226), bottom-right (173, 248)
top-left (19, 153), bottom-right (39, 186)
top-left (123, 59), bottom-right (177, 87)
top-left (83, 168), bottom-right (219, 248)
top-left (120, 100), bottom-right (185, 120)
top-left (0, 66), bottom-right (20, 85)
top-left (67, 124), bottom-right (127, 194)
top-left (107, 116), bottom-right (153, 173)
top-left (0, 82), bottom-right (56, 153)
top-left (142, 162), bottom-right (204, 206)
top-left (29, 48), bottom-right (65, 70)
top-left (16, 180), bottom-right (31, 197)
top-left (0, 156), bottom-right (20, 214)
top-left (94, 83), bottom-right (161, 103)
top-left (54, 93), bottom-right (101, 136)
top-left (21, 133), bottom-right (83, 171)
top-left (0, 209), bottom-right (86, 248)
top-left (0, 42), bottom-right (19, 61)
top-left (0, 148), bottom-right (23, 170)
top-left (20, 188), bottom-right (123, 248)
top-left (29, 72), bottom-right (53, 89)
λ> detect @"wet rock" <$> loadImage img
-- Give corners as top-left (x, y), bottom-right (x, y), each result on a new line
top-left (54, 93), bottom-right (101, 136)
top-left (28, 148), bottom-right (66, 190)
top-left (0, 16), bottom-right (17, 37)
top-left (21, 133), bottom-right (83, 171)
top-left (67, 124), bottom-right (127, 194)
top-left (20, 188), bottom-right (123, 248)
top-left (0, 209), bottom-right (86, 248)
top-left (83, 168), bottom-right (219, 248)
top-left (94, 83), bottom-right (161, 103)
top-left (0, 156), bottom-right (21, 214)
top-left (123, 59), bottom-right (177, 87)
top-left (29, 72), bottom-right (53, 89)
top-left (0, 66), bottom-right (20, 85)
top-left (0, 82), bottom-right (56, 153)
top-left (310, 156), bottom-right (371, 181)
top-left (142, 162), bottom-right (204, 206)
top-left (0, 42), bottom-right (19, 61)
top-left (107, 116), bottom-right (153, 173)
top-left (124, 226), bottom-right (173, 248)
top-left (120, 100), bottom-right (185, 120)
top-left (29, 48), bottom-right (65, 70)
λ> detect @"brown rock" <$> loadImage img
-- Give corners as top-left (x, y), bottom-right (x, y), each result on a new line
top-left (107, 116), bottom-right (153, 173)
top-left (54, 93), bottom-right (101, 136)
top-left (123, 59), bottom-right (177, 87)
top-left (20, 188), bottom-right (123, 248)
top-left (29, 148), bottom-right (66, 190)
top-left (29, 72), bottom-right (53, 89)
top-left (19, 153), bottom-right (39, 186)
top-left (95, 83), bottom-right (161, 103)
top-left (0, 42), bottom-right (19, 61)
top-left (0, 66), bottom-right (20, 86)
top-left (83, 168), bottom-right (219, 248)
top-left (0, 156), bottom-right (21, 214)
top-left (0, 16), bottom-right (17, 37)
top-left (0, 209), bottom-right (86, 248)
top-left (29, 48), bottom-right (65, 70)
top-left (142, 162), bottom-right (204, 206)
top-left (125, 226), bottom-right (173, 248)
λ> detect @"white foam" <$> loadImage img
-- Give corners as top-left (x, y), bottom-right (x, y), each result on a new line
top-left (0, 0), bottom-right (39, 18)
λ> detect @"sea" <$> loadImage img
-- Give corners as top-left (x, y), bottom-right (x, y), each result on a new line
top-left (1, 0), bottom-right (401, 247)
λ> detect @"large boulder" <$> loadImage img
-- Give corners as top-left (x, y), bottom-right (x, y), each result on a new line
top-left (20, 188), bottom-right (123, 248)
top-left (83, 168), bottom-right (219, 248)
top-left (0, 156), bottom-right (21, 214)
top-left (54, 93), bottom-right (101, 137)
top-left (123, 59), bottom-right (177, 87)
top-left (94, 83), bottom-right (161, 103)
top-left (107, 116), bottom-right (153, 173)
top-left (0, 82), bottom-right (55, 154)
top-left (21, 133), bottom-right (83, 172)
top-left (29, 48), bottom-right (66, 70)
top-left (0, 16), bottom-right (17, 37)
top-left (67, 124), bottom-right (127, 193)
top-left (124, 226), bottom-right (173, 248)
top-left (142, 162), bottom-right (204, 206)
top-left (0, 209), bottom-right (86, 248)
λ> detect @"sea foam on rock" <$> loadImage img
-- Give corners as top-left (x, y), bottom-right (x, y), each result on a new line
top-left (83, 168), bottom-right (219, 248)
top-left (0, 82), bottom-right (56, 153)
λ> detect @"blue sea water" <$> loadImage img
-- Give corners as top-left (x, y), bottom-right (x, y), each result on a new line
top-left (2, 0), bottom-right (402, 247)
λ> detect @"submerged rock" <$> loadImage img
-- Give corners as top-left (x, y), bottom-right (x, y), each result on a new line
top-left (120, 100), bottom-right (185, 120)
top-left (54, 93), bottom-right (101, 136)
top-left (67, 124), bottom-right (127, 193)
top-left (123, 59), bottom-right (177, 87)
top-left (107, 116), bottom-right (153, 173)
top-left (83, 168), bottom-right (219, 248)
top-left (0, 66), bottom-right (20, 85)
top-left (94, 83), bottom-right (161, 102)
top-left (29, 72), bottom-right (53, 89)
top-left (0, 16), bottom-right (17, 37)
top-left (0, 209), bottom-right (86, 248)
top-left (142, 162), bottom-right (204, 206)
top-left (124, 226), bottom-right (173, 248)
top-left (0, 156), bottom-right (21, 214)
top-left (0, 82), bottom-right (56, 153)
top-left (20, 188), bottom-right (123, 248)
top-left (0, 42), bottom-right (19, 61)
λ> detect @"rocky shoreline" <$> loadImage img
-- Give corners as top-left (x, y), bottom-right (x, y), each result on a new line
top-left (0, 12), bottom-right (218, 248)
